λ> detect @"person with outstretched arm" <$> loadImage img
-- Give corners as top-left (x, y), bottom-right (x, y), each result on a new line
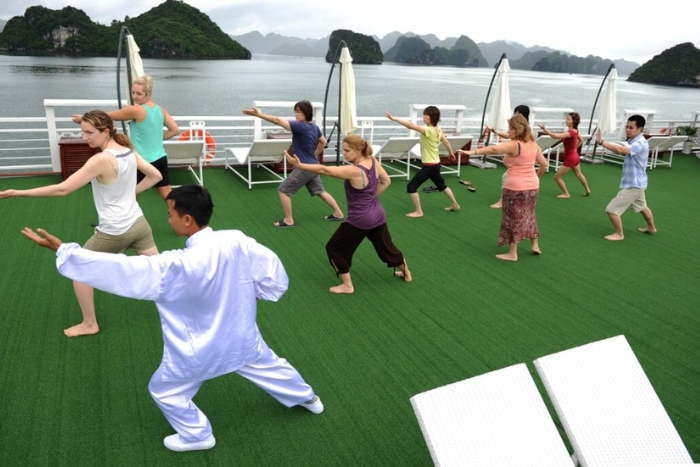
top-left (21, 184), bottom-right (324, 452)
top-left (596, 115), bottom-right (657, 241)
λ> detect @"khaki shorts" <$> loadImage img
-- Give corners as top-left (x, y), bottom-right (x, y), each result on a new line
top-left (84, 216), bottom-right (156, 253)
top-left (278, 168), bottom-right (325, 196)
top-left (606, 188), bottom-right (647, 216)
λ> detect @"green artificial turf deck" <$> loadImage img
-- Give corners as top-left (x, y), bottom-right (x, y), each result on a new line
top-left (1, 154), bottom-right (699, 466)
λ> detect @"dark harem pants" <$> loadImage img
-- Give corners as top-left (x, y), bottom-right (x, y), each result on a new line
top-left (325, 222), bottom-right (404, 275)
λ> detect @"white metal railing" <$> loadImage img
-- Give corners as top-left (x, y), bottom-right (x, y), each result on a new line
top-left (1, 100), bottom-right (697, 175)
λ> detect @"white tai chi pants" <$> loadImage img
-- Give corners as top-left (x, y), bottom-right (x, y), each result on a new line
top-left (148, 338), bottom-right (315, 442)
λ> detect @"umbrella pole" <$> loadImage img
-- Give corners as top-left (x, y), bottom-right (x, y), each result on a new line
top-left (583, 63), bottom-right (615, 164)
top-left (322, 40), bottom-right (346, 165)
top-left (472, 53), bottom-right (505, 169)
top-left (337, 59), bottom-right (342, 166)
top-left (116, 26), bottom-right (128, 133)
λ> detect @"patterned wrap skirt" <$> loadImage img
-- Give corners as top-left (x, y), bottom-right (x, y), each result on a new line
top-left (498, 188), bottom-right (540, 246)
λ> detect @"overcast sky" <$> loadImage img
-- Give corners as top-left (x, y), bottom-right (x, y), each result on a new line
top-left (2, 0), bottom-right (698, 64)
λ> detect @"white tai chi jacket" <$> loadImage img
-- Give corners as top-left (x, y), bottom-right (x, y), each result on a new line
top-left (55, 227), bottom-right (289, 382)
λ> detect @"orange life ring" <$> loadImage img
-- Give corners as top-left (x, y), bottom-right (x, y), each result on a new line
top-left (179, 129), bottom-right (216, 160)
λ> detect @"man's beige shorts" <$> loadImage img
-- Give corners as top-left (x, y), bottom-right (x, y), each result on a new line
top-left (83, 216), bottom-right (156, 253)
top-left (606, 188), bottom-right (647, 216)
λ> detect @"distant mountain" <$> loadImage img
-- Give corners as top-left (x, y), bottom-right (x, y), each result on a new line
top-left (228, 30), bottom-right (641, 75)
top-left (453, 35), bottom-right (488, 67)
top-left (628, 42), bottom-right (700, 87)
top-left (0, 0), bottom-right (249, 58)
top-left (325, 29), bottom-right (382, 64)
top-left (384, 36), bottom-right (430, 63)
top-left (374, 31), bottom-right (408, 53)
top-left (230, 31), bottom-right (327, 56)
top-left (532, 52), bottom-right (614, 75)
top-left (373, 31), bottom-right (457, 53)
top-left (384, 35), bottom-right (486, 67)
top-left (612, 59), bottom-right (640, 76)
top-left (478, 40), bottom-right (559, 66)
top-left (478, 40), bottom-right (639, 74)
top-left (510, 50), bottom-right (552, 70)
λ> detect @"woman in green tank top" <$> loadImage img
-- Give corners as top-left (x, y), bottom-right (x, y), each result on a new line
top-left (72, 75), bottom-right (179, 200)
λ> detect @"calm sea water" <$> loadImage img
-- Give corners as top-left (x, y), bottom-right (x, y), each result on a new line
top-left (1, 53), bottom-right (699, 124)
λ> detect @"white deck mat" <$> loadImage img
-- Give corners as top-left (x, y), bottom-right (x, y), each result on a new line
top-left (534, 335), bottom-right (693, 467)
top-left (410, 363), bottom-right (573, 467)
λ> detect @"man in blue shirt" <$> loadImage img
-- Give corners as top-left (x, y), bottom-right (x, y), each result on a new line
top-left (596, 115), bottom-right (657, 241)
top-left (244, 101), bottom-right (344, 227)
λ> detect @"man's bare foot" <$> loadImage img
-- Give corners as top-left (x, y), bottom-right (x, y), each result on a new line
top-left (330, 284), bottom-right (354, 294)
top-left (444, 204), bottom-right (460, 212)
top-left (64, 322), bottom-right (99, 337)
top-left (490, 203), bottom-right (502, 209)
top-left (495, 253), bottom-right (518, 262)
top-left (557, 194), bottom-right (570, 199)
top-left (532, 248), bottom-right (542, 255)
top-left (584, 190), bottom-right (591, 196)
top-left (638, 227), bottom-right (657, 234)
top-left (406, 211), bottom-right (423, 218)
top-left (604, 233), bottom-right (624, 241)
top-left (394, 261), bottom-right (412, 282)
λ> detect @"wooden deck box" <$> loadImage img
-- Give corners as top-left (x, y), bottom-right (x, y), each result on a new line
top-left (59, 137), bottom-right (99, 180)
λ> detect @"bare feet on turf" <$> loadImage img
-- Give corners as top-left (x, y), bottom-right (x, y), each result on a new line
top-left (490, 203), bottom-right (502, 209)
top-left (394, 261), bottom-right (412, 282)
top-left (638, 227), bottom-right (657, 234)
top-left (604, 233), bottom-right (624, 241)
top-left (557, 194), bottom-right (570, 199)
top-left (532, 248), bottom-right (542, 255)
top-left (495, 253), bottom-right (518, 262)
top-left (444, 204), bottom-right (460, 212)
top-left (585, 190), bottom-right (591, 196)
top-left (64, 322), bottom-right (99, 337)
top-left (330, 284), bottom-right (354, 294)
top-left (406, 211), bottom-right (423, 218)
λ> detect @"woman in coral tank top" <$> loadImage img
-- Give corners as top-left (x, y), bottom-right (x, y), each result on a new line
top-left (458, 115), bottom-right (547, 261)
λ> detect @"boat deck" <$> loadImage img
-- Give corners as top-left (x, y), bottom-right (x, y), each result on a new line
top-left (1, 154), bottom-right (698, 466)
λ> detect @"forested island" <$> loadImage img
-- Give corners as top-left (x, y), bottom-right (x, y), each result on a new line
top-left (325, 30), bottom-right (382, 64)
top-left (384, 35), bottom-right (487, 67)
top-left (2, 1), bottom-right (698, 86)
top-left (0, 0), bottom-right (250, 59)
top-left (628, 43), bottom-right (700, 87)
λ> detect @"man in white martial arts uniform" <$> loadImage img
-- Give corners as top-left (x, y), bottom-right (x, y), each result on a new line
top-left (22, 184), bottom-right (324, 452)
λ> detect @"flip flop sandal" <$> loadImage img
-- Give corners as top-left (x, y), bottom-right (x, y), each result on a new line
top-left (468, 186), bottom-right (476, 192)
top-left (274, 220), bottom-right (297, 228)
top-left (459, 180), bottom-right (473, 186)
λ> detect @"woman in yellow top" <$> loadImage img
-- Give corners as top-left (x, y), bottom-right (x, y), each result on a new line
top-left (385, 106), bottom-right (460, 217)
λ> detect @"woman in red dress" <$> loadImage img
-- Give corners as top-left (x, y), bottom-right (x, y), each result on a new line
top-left (538, 112), bottom-right (591, 198)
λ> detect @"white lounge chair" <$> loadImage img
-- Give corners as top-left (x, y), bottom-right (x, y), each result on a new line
top-left (164, 140), bottom-right (206, 186)
top-left (224, 139), bottom-right (292, 190)
top-left (164, 121), bottom-right (211, 186)
top-left (544, 134), bottom-right (592, 171)
top-left (410, 363), bottom-right (574, 467)
top-left (535, 135), bottom-right (563, 172)
top-left (534, 335), bottom-right (694, 467)
top-left (374, 136), bottom-right (420, 179)
top-left (652, 135), bottom-right (686, 168)
top-left (408, 135), bottom-right (473, 178)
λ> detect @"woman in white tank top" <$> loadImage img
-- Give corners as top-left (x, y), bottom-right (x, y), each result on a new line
top-left (0, 110), bottom-right (162, 337)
